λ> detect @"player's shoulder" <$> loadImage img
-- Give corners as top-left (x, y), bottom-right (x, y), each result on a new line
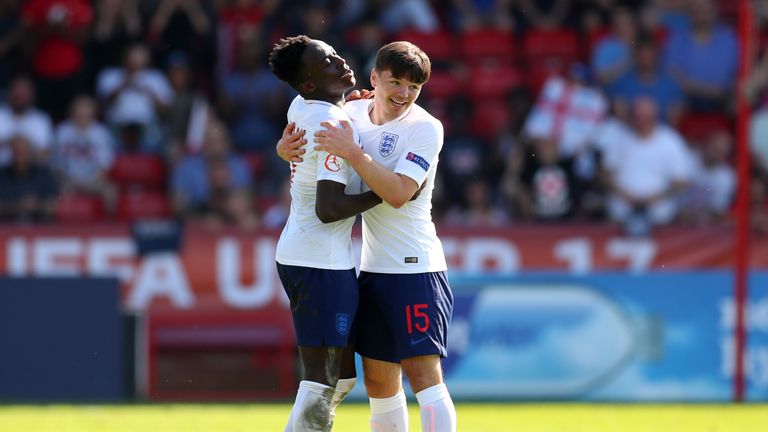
top-left (342, 99), bottom-right (370, 119)
top-left (404, 103), bottom-right (443, 136)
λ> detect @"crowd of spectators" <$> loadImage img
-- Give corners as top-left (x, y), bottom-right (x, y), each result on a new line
top-left (0, 0), bottom-right (765, 235)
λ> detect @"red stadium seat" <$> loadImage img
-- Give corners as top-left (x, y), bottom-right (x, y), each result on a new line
top-left (523, 29), bottom-right (583, 64)
top-left (525, 59), bottom-right (569, 95)
top-left (677, 113), bottom-right (732, 144)
top-left (470, 99), bottom-right (512, 139)
top-left (423, 69), bottom-right (465, 100)
top-left (459, 29), bottom-right (517, 64)
top-left (117, 190), bottom-right (172, 222)
top-left (109, 154), bottom-right (167, 191)
top-left (467, 64), bottom-right (524, 100)
top-left (392, 29), bottom-right (455, 63)
top-left (55, 194), bottom-right (107, 224)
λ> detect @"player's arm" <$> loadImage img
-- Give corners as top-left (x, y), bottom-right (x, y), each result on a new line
top-left (314, 121), bottom-right (420, 209)
top-left (315, 180), bottom-right (382, 223)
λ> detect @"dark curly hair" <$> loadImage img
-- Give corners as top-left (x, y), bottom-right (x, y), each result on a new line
top-left (268, 35), bottom-right (312, 90)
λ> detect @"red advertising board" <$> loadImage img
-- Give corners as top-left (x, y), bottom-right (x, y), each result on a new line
top-left (0, 223), bottom-right (766, 312)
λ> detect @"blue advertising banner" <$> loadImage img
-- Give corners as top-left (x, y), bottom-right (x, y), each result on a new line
top-left (351, 272), bottom-right (768, 402)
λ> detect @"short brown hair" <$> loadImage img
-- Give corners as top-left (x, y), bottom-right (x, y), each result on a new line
top-left (375, 41), bottom-right (431, 84)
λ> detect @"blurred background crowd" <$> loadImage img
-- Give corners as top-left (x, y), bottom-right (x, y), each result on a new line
top-left (0, 0), bottom-right (767, 236)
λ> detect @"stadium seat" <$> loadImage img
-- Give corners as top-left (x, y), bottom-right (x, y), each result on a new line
top-left (392, 29), bottom-right (455, 64)
top-left (116, 189), bottom-right (172, 222)
top-left (523, 29), bottom-right (582, 64)
top-left (55, 194), bottom-right (107, 224)
top-left (423, 69), bottom-right (465, 100)
top-left (467, 64), bottom-right (524, 100)
top-left (109, 154), bottom-right (167, 191)
top-left (459, 29), bottom-right (516, 64)
top-left (470, 99), bottom-right (512, 139)
top-left (525, 59), bottom-right (569, 95)
top-left (677, 113), bottom-right (732, 144)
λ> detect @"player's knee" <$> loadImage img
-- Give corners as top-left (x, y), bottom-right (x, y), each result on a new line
top-left (363, 372), bottom-right (400, 398)
top-left (402, 356), bottom-right (443, 393)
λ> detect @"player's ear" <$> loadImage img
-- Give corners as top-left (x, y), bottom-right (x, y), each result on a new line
top-left (370, 69), bottom-right (378, 88)
top-left (299, 80), bottom-right (316, 94)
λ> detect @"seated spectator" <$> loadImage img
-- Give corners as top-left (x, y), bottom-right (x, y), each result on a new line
top-left (261, 177), bottom-right (290, 230)
top-left (602, 97), bottom-right (693, 234)
top-left (445, 178), bottom-right (509, 227)
top-left (648, 0), bottom-right (690, 34)
top-left (52, 95), bottom-right (116, 210)
top-left (171, 120), bottom-right (250, 216)
top-left (612, 34), bottom-right (684, 125)
top-left (0, 76), bottom-right (53, 166)
top-left (163, 51), bottom-right (208, 161)
top-left (663, 0), bottom-right (737, 112)
top-left (591, 6), bottom-right (638, 88)
top-left (505, 136), bottom-right (578, 221)
top-left (751, 173), bottom-right (768, 235)
top-left (217, 0), bottom-right (280, 79)
top-left (515, 0), bottom-right (575, 30)
top-left (195, 157), bottom-right (259, 230)
top-left (436, 97), bottom-right (490, 216)
top-left (750, 108), bottom-right (768, 177)
top-left (21, 0), bottom-right (92, 120)
top-left (450, 0), bottom-right (515, 31)
top-left (0, 135), bottom-right (58, 222)
top-left (96, 43), bottom-right (174, 153)
top-left (523, 64), bottom-right (607, 171)
top-left (678, 129), bottom-right (735, 225)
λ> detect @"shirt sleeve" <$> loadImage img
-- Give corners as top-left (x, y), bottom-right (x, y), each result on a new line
top-left (306, 120), bottom-right (352, 186)
top-left (394, 120), bottom-right (443, 185)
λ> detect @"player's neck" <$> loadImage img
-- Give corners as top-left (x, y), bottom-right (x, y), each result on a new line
top-left (369, 102), bottom-right (399, 125)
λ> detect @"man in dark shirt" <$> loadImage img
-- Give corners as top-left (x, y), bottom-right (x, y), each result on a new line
top-left (0, 134), bottom-right (58, 222)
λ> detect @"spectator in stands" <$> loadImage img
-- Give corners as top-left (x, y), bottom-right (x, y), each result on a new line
top-left (147, 0), bottom-right (216, 85)
top-left (0, 134), bottom-right (58, 222)
top-left (0, 0), bottom-right (24, 98)
top-left (164, 51), bottom-right (207, 161)
top-left (449, 0), bottom-right (515, 31)
top-left (750, 109), bottom-right (768, 177)
top-left (612, 34), bottom-right (684, 125)
top-left (515, 0), bottom-right (575, 30)
top-left (195, 156), bottom-right (259, 230)
top-left (678, 129), bottom-right (735, 225)
top-left (91, 0), bottom-right (142, 65)
top-left (261, 177), bottom-right (290, 230)
top-left (648, 0), bottom-right (690, 34)
top-left (663, 0), bottom-right (737, 112)
top-left (0, 76), bottom-right (53, 166)
top-left (602, 97), bottom-right (692, 234)
top-left (96, 43), bottom-right (174, 153)
top-left (437, 96), bottom-right (491, 216)
top-left (21, 0), bottom-right (92, 120)
top-left (52, 95), bottom-right (116, 210)
top-left (216, 0), bottom-right (280, 80)
top-left (505, 136), bottom-right (578, 221)
top-left (336, 0), bottom-right (439, 34)
top-left (751, 173), bottom-right (768, 234)
top-left (591, 6), bottom-right (638, 88)
top-left (523, 63), bottom-right (607, 178)
top-left (171, 120), bottom-right (250, 216)
top-left (446, 178), bottom-right (509, 226)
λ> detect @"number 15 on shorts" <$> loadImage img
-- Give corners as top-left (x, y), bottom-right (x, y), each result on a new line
top-left (405, 304), bottom-right (430, 334)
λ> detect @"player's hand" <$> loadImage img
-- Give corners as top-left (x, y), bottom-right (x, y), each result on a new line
top-left (345, 89), bottom-right (374, 102)
top-left (314, 120), bottom-right (359, 159)
top-left (276, 122), bottom-right (306, 163)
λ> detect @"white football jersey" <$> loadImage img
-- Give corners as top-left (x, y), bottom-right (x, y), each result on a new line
top-left (275, 96), bottom-right (362, 270)
top-left (344, 99), bottom-right (447, 274)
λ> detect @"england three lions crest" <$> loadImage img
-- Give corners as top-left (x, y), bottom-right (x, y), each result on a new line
top-left (379, 132), bottom-right (399, 157)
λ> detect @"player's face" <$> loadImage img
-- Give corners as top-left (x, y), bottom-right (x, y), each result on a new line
top-left (371, 69), bottom-right (423, 122)
top-left (301, 40), bottom-right (355, 101)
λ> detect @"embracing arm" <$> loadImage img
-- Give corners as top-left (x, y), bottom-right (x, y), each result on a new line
top-left (314, 121), bottom-right (420, 208)
top-left (315, 180), bottom-right (381, 223)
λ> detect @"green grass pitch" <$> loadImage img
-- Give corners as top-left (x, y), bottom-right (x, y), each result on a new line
top-left (1, 403), bottom-right (766, 431)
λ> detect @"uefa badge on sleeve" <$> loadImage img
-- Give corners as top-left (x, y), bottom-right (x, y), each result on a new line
top-left (379, 132), bottom-right (399, 157)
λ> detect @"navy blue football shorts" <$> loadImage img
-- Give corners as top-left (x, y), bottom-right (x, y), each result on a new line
top-left (354, 271), bottom-right (453, 363)
top-left (276, 262), bottom-right (358, 347)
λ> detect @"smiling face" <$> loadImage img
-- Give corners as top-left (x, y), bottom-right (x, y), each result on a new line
top-left (300, 40), bottom-right (355, 103)
top-left (370, 68), bottom-right (423, 123)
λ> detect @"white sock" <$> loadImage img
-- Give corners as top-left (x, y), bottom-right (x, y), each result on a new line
top-left (284, 380), bottom-right (335, 432)
top-left (369, 391), bottom-right (408, 432)
top-left (415, 383), bottom-right (456, 432)
top-left (329, 377), bottom-right (356, 422)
